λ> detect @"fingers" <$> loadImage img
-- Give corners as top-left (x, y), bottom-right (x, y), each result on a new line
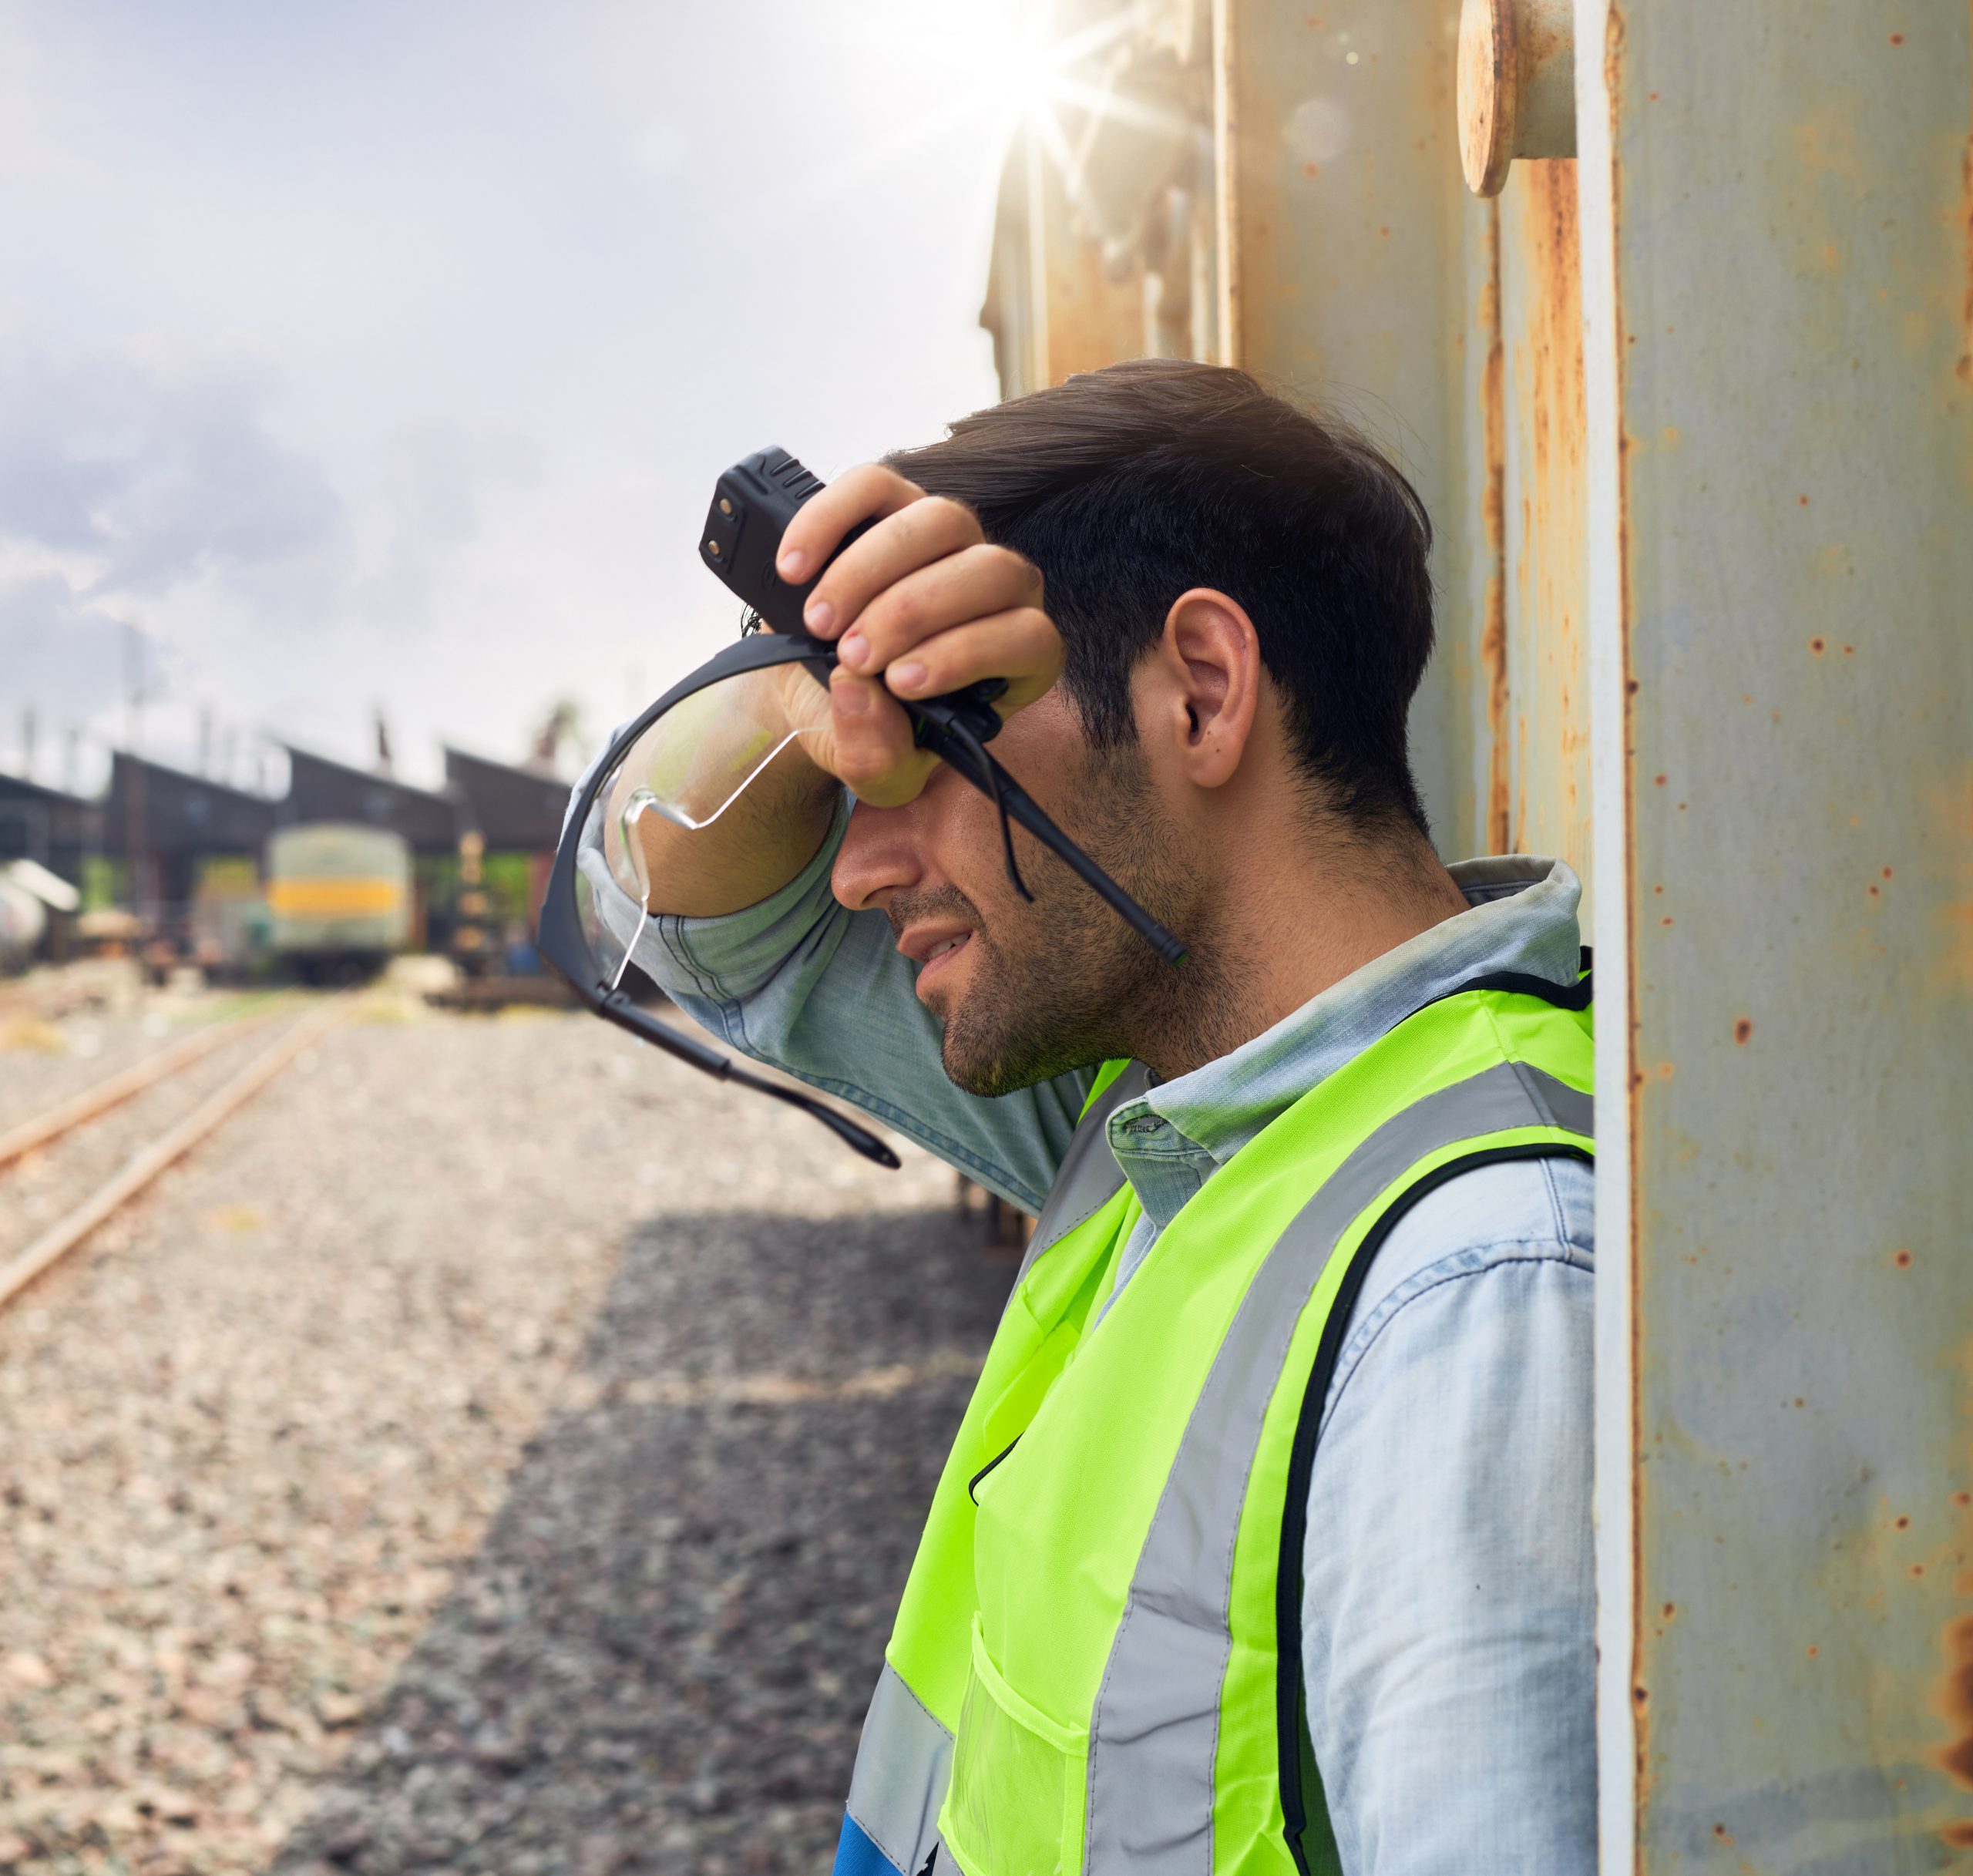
top-left (824, 666), bottom-right (936, 808)
top-left (800, 496), bottom-right (986, 640)
top-left (776, 464), bottom-right (924, 588)
top-left (881, 609), bottom-right (1063, 712)
top-left (765, 462), bottom-right (1063, 772)
top-left (835, 543), bottom-right (1044, 676)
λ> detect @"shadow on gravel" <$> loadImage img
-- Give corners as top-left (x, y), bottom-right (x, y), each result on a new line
top-left (267, 1205), bottom-right (1012, 1876)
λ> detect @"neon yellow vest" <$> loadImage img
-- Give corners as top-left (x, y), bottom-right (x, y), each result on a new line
top-left (835, 981), bottom-right (1594, 1876)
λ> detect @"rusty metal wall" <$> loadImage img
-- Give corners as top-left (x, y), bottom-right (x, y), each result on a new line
top-left (978, 0), bottom-right (1219, 398)
top-left (983, 1), bottom-right (1593, 889)
top-left (1215, 0), bottom-right (1483, 860)
top-left (983, 15), bottom-right (1971, 1858)
top-left (1578, 2), bottom-right (1973, 1868)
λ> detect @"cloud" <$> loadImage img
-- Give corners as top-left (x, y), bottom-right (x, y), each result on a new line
top-left (0, 568), bottom-right (155, 724)
top-left (0, 330), bottom-right (342, 594)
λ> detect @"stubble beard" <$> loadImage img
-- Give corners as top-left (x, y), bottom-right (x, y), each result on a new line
top-left (901, 751), bottom-right (1249, 1097)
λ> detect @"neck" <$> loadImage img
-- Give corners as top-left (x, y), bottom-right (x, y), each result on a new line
top-left (1128, 812), bottom-right (1471, 1083)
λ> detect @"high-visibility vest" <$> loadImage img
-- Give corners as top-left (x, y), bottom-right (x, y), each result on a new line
top-left (834, 977), bottom-right (1595, 1876)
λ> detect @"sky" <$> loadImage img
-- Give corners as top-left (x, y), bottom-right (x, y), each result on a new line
top-left (0, 0), bottom-right (1036, 794)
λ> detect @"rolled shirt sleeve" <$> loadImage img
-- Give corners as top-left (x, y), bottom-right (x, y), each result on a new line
top-left (571, 773), bottom-right (1090, 1215)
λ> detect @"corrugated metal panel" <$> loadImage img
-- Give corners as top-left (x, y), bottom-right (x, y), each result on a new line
top-left (1581, 2), bottom-right (1973, 1868)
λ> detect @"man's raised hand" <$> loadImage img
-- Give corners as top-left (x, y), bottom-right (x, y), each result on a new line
top-left (775, 464), bottom-right (1063, 809)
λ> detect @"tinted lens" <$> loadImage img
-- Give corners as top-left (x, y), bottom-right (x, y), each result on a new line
top-left (575, 660), bottom-right (831, 996)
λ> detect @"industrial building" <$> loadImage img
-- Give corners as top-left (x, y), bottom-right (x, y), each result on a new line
top-left (0, 738), bottom-right (573, 963)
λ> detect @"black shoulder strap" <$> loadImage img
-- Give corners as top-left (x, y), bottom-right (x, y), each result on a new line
top-left (1273, 963), bottom-right (1594, 1871)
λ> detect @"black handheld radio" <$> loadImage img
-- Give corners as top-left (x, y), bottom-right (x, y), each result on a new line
top-left (697, 449), bottom-right (1186, 965)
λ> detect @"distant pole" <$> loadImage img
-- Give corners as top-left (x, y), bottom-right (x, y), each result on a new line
top-left (19, 704), bottom-right (35, 780)
top-left (123, 624), bottom-right (146, 914)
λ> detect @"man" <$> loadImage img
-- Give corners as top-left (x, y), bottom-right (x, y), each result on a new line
top-left (583, 360), bottom-right (1595, 1874)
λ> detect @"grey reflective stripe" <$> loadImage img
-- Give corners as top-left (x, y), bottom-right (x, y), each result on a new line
top-left (845, 1660), bottom-right (951, 1876)
top-left (1013, 1063), bottom-right (1149, 1289)
top-left (1083, 1061), bottom-right (1592, 1871)
top-left (846, 1068), bottom-right (1146, 1871)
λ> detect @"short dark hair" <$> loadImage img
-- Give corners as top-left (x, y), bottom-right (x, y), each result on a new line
top-left (887, 358), bottom-right (1436, 836)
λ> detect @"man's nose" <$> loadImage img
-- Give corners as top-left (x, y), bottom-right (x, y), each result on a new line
top-left (832, 797), bottom-right (935, 913)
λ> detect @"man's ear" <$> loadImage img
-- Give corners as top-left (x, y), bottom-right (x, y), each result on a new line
top-left (1139, 588), bottom-right (1263, 790)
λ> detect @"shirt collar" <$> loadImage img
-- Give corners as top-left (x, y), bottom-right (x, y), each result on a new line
top-left (1104, 856), bottom-right (1585, 1231)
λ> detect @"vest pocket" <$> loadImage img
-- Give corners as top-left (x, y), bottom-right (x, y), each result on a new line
top-left (940, 1615), bottom-right (1087, 1876)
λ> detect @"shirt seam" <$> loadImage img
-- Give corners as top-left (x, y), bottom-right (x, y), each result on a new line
top-left (1319, 1244), bottom-right (1593, 1438)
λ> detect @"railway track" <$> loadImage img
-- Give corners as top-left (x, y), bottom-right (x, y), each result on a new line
top-left (0, 991), bottom-right (348, 1310)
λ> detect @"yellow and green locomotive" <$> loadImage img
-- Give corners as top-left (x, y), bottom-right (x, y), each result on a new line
top-left (266, 823), bottom-right (412, 978)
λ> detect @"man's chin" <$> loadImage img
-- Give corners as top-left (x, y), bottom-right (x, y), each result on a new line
top-left (937, 986), bottom-right (1079, 1100)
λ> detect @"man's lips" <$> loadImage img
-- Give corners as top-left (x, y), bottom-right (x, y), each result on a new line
top-left (898, 923), bottom-right (974, 990)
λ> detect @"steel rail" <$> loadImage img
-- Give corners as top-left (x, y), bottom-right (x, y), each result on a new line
top-left (0, 994), bottom-right (349, 1313)
top-left (0, 995), bottom-right (291, 1172)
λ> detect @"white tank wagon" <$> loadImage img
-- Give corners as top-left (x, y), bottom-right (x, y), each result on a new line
top-left (266, 823), bottom-right (412, 979)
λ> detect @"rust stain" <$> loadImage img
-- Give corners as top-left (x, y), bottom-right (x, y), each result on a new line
top-left (1501, 153), bottom-right (1589, 873)
top-left (1937, 1614), bottom-right (1973, 1788)
top-left (1047, 214), bottom-right (1151, 385)
top-left (1793, 113), bottom-right (1861, 178)
top-left (1733, 1018), bottom-right (1753, 1044)
top-left (1931, 764), bottom-right (1973, 994)
top-left (1932, 1324), bottom-right (1973, 1854)
top-left (1479, 200), bottom-right (1511, 854)
top-left (1959, 135), bottom-right (1973, 385)
top-left (1604, 0), bottom-right (1646, 1839)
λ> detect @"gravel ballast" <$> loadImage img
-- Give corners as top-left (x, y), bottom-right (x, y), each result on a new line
top-left (0, 987), bottom-right (1008, 1874)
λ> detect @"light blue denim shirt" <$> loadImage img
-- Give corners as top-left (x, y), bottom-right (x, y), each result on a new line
top-left (577, 794), bottom-right (1596, 1875)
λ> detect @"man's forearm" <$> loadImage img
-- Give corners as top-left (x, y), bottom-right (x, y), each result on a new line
top-left (601, 706), bottom-right (842, 919)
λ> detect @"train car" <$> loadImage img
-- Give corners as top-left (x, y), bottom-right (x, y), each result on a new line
top-left (266, 823), bottom-right (412, 980)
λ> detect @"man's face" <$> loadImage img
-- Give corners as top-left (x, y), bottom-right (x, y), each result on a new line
top-left (831, 690), bottom-right (1198, 1096)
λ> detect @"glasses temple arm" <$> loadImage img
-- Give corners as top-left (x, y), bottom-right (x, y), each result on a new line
top-left (906, 705), bottom-right (1188, 967)
top-left (599, 989), bottom-right (902, 1168)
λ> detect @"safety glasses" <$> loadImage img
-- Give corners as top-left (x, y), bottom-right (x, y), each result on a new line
top-left (539, 625), bottom-right (1186, 1165)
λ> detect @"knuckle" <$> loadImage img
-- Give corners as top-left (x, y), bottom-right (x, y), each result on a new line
top-left (1016, 606), bottom-right (1060, 648)
top-left (994, 549), bottom-right (1043, 598)
top-left (923, 495), bottom-right (980, 537)
top-left (833, 741), bottom-right (886, 787)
